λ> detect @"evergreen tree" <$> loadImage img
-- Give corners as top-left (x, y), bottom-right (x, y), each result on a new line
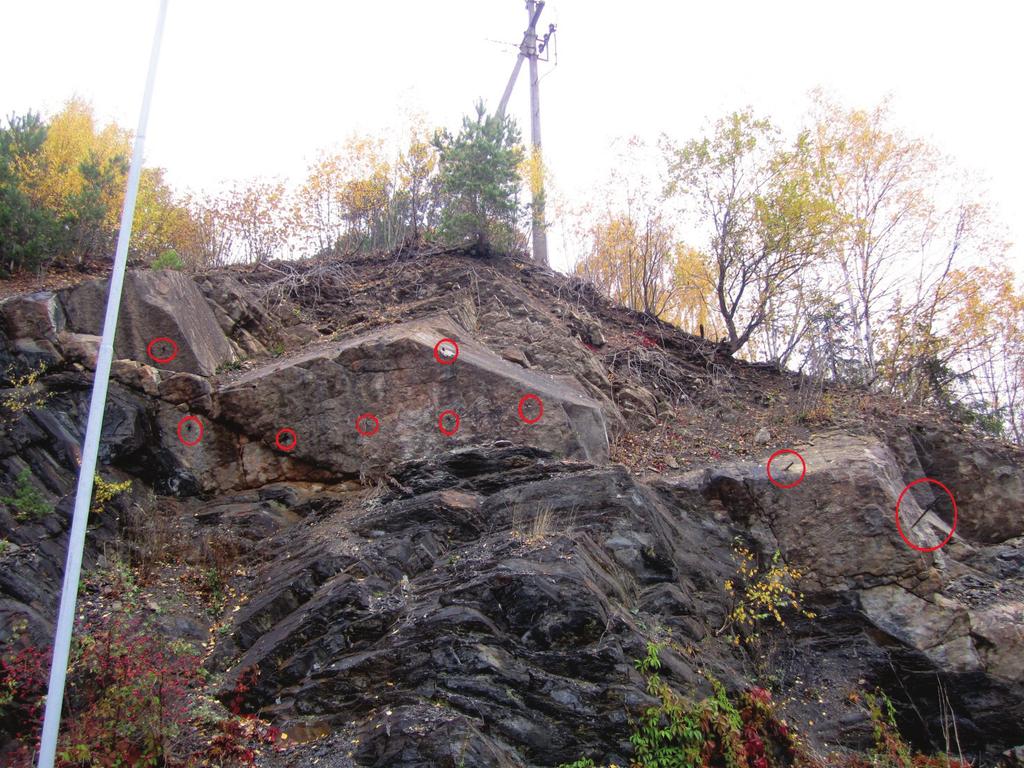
top-left (433, 101), bottom-right (524, 252)
top-left (0, 112), bottom-right (59, 274)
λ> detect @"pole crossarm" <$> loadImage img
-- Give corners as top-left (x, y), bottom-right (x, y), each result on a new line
top-left (495, 0), bottom-right (552, 266)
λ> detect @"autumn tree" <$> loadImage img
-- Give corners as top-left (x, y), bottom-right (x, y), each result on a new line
top-left (572, 139), bottom-right (687, 320)
top-left (396, 123), bottom-right (440, 242)
top-left (1, 98), bottom-right (204, 271)
top-left (434, 102), bottom-right (525, 251)
top-left (575, 208), bottom-right (678, 318)
top-left (807, 94), bottom-right (943, 384)
top-left (177, 192), bottom-right (234, 269)
top-left (222, 179), bottom-right (290, 264)
top-left (670, 245), bottom-right (721, 339)
top-left (664, 109), bottom-right (834, 354)
top-left (13, 98), bottom-right (133, 264)
top-left (293, 136), bottom-right (397, 256)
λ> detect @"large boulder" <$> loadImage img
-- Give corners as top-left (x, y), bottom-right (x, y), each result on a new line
top-left (60, 270), bottom-right (233, 376)
top-left (0, 290), bottom-right (66, 366)
top-left (0, 290), bottom-right (65, 342)
top-left (214, 316), bottom-right (609, 475)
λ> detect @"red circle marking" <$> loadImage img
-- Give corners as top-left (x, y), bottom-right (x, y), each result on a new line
top-left (766, 449), bottom-right (806, 489)
top-left (517, 394), bottom-right (544, 425)
top-left (433, 338), bottom-right (459, 365)
top-left (355, 413), bottom-right (380, 437)
top-left (147, 337), bottom-right (178, 364)
top-left (275, 427), bottom-right (298, 452)
top-left (176, 415), bottom-right (203, 446)
top-left (895, 478), bottom-right (958, 552)
top-left (438, 410), bottom-right (460, 436)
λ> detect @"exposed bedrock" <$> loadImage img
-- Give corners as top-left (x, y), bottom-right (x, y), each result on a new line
top-left (214, 315), bottom-right (610, 476)
top-left (210, 436), bottom-right (1023, 765)
top-left (60, 270), bottom-right (234, 376)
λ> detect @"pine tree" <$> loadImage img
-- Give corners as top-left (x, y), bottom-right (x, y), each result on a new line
top-left (433, 101), bottom-right (524, 252)
top-left (0, 112), bottom-right (59, 274)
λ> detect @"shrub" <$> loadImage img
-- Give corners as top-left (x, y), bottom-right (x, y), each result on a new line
top-left (839, 690), bottom-right (971, 768)
top-left (560, 643), bottom-right (805, 768)
top-left (2, 468), bottom-right (52, 521)
top-left (0, 607), bottom-right (201, 766)
top-left (91, 474), bottom-right (132, 515)
top-left (721, 542), bottom-right (815, 643)
top-left (150, 249), bottom-right (184, 271)
top-left (1, 362), bottom-right (51, 415)
top-left (1, 559), bottom-right (199, 765)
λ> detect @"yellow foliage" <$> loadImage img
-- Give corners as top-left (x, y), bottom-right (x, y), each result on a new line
top-left (670, 244), bottom-right (720, 337)
top-left (2, 363), bottom-right (51, 415)
top-left (722, 541), bottom-right (815, 642)
top-left (17, 97), bottom-right (131, 223)
top-left (91, 475), bottom-right (132, 514)
top-left (518, 147), bottom-right (546, 201)
top-left (294, 134), bottom-right (393, 252)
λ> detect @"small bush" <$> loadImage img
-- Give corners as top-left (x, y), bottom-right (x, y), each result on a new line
top-left (91, 474), bottom-right (132, 515)
top-left (2, 468), bottom-right (52, 521)
top-left (560, 643), bottom-right (804, 768)
top-left (851, 690), bottom-right (970, 768)
top-left (720, 542), bottom-right (815, 643)
top-left (216, 358), bottom-right (246, 374)
top-left (150, 249), bottom-right (184, 271)
top-left (0, 610), bottom-right (201, 767)
top-left (797, 392), bottom-right (835, 426)
top-left (1, 362), bottom-right (51, 415)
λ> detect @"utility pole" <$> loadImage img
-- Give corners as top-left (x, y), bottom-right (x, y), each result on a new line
top-left (497, 1), bottom-right (555, 267)
top-left (36, 2), bottom-right (169, 766)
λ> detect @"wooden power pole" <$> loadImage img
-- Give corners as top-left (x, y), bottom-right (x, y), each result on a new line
top-left (497, 0), bottom-right (555, 267)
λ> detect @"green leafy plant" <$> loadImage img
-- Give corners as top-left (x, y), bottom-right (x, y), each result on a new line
top-left (216, 357), bottom-right (246, 373)
top-left (560, 643), bottom-right (804, 768)
top-left (150, 248), bottom-right (184, 270)
top-left (0, 538), bottom-right (11, 557)
top-left (434, 101), bottom-right (525, 252)
top-left (2, 468), bottom-right (52, 521)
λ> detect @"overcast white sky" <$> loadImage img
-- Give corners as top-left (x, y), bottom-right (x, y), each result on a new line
top-left (3, 0), bottom-right (1022, 273)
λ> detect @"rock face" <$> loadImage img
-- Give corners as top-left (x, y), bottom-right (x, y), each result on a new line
top-left (0, 291), bottom-right (66, 366)
top-left (61, 270), bottom-right (234, 376)
top-left (211, 445), bottom-right (738, 767)
top-left (215, 316), bottom-right (609, 475)
top-left (198, 430), bottom-right (1024, 766)
top-left (659, 431), bottom-right (1024, 751)
top-left (2, 255), bottom-right (1023, 766)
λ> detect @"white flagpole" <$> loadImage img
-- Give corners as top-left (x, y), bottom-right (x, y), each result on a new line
top-left (36, 2), bottom-right (170, 765)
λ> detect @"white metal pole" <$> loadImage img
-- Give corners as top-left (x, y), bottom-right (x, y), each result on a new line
top-left (36, 2), bottom-right (169, 765)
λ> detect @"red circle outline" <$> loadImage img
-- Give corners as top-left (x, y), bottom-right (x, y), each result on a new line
top-left (766, 449), bottom-right (806, 489)
top-left (433, 338), bottom-right (459, 365)
top-left (275, 427), bottom-right (298, 452)
top-left (517, 394), bottom-right (544, 425)
top-left (895, 478), bottom-right (958, 552)
top-left (147, 337), bottom-right (179, 364)
top-left (176, 415), bottom-right (203, 446)
top-left (355, 413), bottom-right (380, 437)
top-left (438, 410), bottom-right (460, 436)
